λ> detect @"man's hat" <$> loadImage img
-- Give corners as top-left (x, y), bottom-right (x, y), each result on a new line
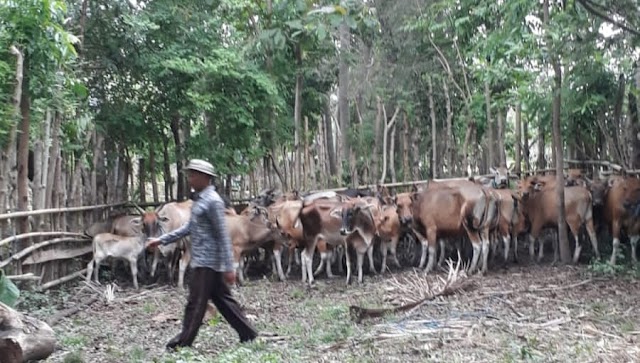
top-left (185, 159), bottom-right (216, 177)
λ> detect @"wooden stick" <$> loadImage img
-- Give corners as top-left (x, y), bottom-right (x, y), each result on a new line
top-left (39, 268), bottom-right (87, 291)
top-left (0, 202), bottom-right (130, 220)
top-left (0, 232), bottom-right (88, 249)
top-left (6, 273), bottom-right (42, 281)
top-left (47, 296), bottom-right (99, 325)
top-left (0, 238), bottom-right (90, 268)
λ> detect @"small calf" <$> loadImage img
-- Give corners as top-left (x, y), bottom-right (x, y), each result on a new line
top-left (86, 232), bottom-right (146, 289)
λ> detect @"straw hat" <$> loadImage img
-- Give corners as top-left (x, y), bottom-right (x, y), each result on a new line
top-left (185, 159), bottom-right (216, 177)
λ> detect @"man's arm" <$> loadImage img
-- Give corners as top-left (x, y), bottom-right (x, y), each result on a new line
top-left (158, 220), bottom-right (191, 245)
top-left (208, 198), bottom-right (234, 272)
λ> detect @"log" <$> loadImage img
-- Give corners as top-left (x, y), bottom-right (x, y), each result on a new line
top-left (39, 268), bottom-right (87, 291)
top-left (0, 302), bottom-right (56, 362)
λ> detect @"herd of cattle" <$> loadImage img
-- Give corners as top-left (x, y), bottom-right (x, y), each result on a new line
top-left (83, 166), bottom-right (640, 290)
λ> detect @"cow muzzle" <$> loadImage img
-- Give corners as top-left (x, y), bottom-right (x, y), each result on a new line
top-left (340, 228), bottom-right (349, 236)
top-left (400, 216), bottom-right (412, 225)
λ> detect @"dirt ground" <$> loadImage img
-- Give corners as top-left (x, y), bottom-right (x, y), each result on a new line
top-left (19, 260), bottom-right (640, 363)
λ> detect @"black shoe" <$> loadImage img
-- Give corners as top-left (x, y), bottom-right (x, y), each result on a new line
top-left (240, 334), bottom-right (257, 344)
top-left (166, 334), bottom-right (183, 351)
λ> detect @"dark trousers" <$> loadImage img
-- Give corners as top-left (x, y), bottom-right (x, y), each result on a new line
top-left (170, 267), bottom-right (258, 347)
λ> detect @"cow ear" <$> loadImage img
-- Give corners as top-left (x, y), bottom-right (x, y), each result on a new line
top-left (490, 167), bottom-right (497, 174)
top-left (533, 183), bottom-right (543, 191)
top-left (608, 178), bottom-right (616, 188)
top-left (391, 195), bottom-right (397, 205)
top-left (329, 208), bottom-right (342, 219)
top-left (511, 191), bottom-right (521, 202)
top-left (130, 217), bottom-right (141, 225)
top-left (410, 192), bottom-right (419, 202)
top-left (159, 216), bottom-right (170, 222)
top-left (411, 184), bottom-right (418, 193)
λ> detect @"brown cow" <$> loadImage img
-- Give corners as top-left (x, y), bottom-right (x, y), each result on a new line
top-left (294, 194), bottom-right (353, 285)
top-left (85, 213), bottom-right (142, 238)
top-left (135, 200), bottom-right (193, 289)
top-left (330, 197), bottom-right (379, 284)
top-left (226, 207), bottom-right (279, 285)
top-left (596, 175), bottom-right (640, 265)
top-left (408, 185), bottom-right (491, 274)
top-left (514, 176), bottom-right (599, 264)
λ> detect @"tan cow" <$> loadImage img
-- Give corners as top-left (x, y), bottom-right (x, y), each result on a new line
top-left (514, 176), bottom-right (599, 264)
top-left (227, 207), bottom-right (279, 285)
top-left (135, 200), bottom-right (193, 289)
top-left (376, 203), bottom-right (402, 272)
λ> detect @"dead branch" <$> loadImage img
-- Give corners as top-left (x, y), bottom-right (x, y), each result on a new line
top-left (0, 201), bottom-right (131, 221)
top-left (39, 268), bottom-right (88, 291)
top-left (5, 273), bottom-right (41, 282)
top-left (576, 0), bottom-right (640, 37)
top-left (0, 232), bottom-right (88, 249)
top-left (0, 237), bottom-right (90, 268)
top-left (47, 296), bottom-right (99, 326)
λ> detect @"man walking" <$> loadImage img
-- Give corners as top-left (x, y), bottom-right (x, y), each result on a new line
top-left (146, 159), bottom-right (258, 350)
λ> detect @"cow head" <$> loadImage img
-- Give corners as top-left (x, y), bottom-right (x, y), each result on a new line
top-left (564, 168), bottom-right (587, 187)
top-left (332, 203), bottom-right (376, 236)
top-left (246, 205), bottom-right (272, 229)
top-left (137, 210), bottom-right (169, 238)
top-left (490, 165), bottom-right (510, 189)
top-left (394, 193), bottom-right (414, 226)
top-left (588, 179), bottom-right (607, 206)
top-left (515, 177), bottom-right (540, 200)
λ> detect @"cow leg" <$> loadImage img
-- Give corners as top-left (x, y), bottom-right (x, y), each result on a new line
top-left (344, 240), bottom-right (352, 285)
top-left (503, 234), bottom-right (511, 263)
top-left (325, 250), bottom-right (335, 278)
top-left (391, 237), bottom-right (401, 268)
top-left (380, 241), bottom-right (389, 273)
top-left (511, 230), bottom-right (519, 263)
top-left (480, 229), bottom-right (491, 274)
top-left (529, 233), bottom-right (536, 260)
top-left (568, 223), bottom-right (582, 264)
top-left (272, 247), bottom-right (286, 281)
top-left (86, 259), bottom-right (95, 284)
top-left (295, 248), bottom-right (301, 265)
top-left (128, 256), bottom-right (139, 290)
top-left (314, 239), bottom-right (328, 277)
top-left (150, 248), bottom-right (161, 278)
top-left (286, 243), bottom-right (296, 277)
top-left (357, 250), bottom-right (365, 285)
top-left (178, 247), bottom-right (190, 290)
top-left (467, 233), bottom-right (482, 274)
top-left (424, 229), bottom-right (438, 274)
top-left (367, 242), bottom-right (376, 275)
top-left (302, 239), bottom-right (318, 286)
top-left (336, 245), bottom-right (345, 273)
top-left (585, 219), bottom-right (600, 260)
top-left (437, 239), bottom-right (446, 267)
top-left (630, 235), bottom-right (639, 264)
top-left (413, 229), bottom-right (429, 269)
top-left (538, 235), bottom-right (546, 263)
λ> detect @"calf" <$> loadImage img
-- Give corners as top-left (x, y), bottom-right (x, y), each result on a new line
top-left (376, 204), bottom-right (402, 272)
top-left (86, 233), bottom-right (145, 289)
top-left (515, 176), bottom-right (599, 264)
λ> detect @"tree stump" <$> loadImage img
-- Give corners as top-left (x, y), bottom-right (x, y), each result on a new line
top-left (0, 302), bottom-right (56, 363)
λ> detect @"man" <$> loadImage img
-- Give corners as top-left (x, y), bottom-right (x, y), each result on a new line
top-left (146, 159), bottom-right (258, 350)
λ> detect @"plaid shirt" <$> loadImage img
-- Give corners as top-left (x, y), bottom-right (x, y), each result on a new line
top-left (159, 185), bottom-right (234, 272)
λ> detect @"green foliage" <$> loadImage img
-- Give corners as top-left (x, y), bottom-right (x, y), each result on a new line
top-left (0, 270), bottom-right (19, 307)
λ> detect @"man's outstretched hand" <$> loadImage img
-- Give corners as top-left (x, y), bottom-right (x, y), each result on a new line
top-left (146, 238), bottom-right (161, 250)
top-left (224, 271), bottom-right (236, 285)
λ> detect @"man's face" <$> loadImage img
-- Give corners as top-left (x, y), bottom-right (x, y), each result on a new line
top-left (187, 170), bottom-right (209, 190)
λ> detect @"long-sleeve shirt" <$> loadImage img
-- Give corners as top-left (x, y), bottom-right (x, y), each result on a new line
top-left (158, 185), bottom-right (234, 272)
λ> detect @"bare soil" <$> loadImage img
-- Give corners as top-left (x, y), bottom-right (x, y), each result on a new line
top-left (20, 262), bottom-right (640, 363)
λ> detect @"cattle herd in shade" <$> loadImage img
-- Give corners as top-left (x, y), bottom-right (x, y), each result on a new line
top-left (83, 165), bottom-right (640, 290)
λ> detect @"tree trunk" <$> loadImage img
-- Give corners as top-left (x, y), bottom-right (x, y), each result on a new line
top-left (138, 157), bottom-right (146, 203)
top-left (442, 78), bottom-right (454, 176)
top-left (402, 112), bottom-right (410, 182)
top-left (390, 124), bottom-right (397, 183)
top-left (379, 101), bottom-right (400, 184)
top-left (339, 21), bottom-right (350, 186)
top-left (46, 113), bottom-right (61, 209)
top-left (544, 0), bottom-right (570, 264)
top-left (294, 43), bottom-right (303, 191)
top-left (372, 96), bottom-right (383, 182)
top-left (627, 65), bottom-right (640, 168)
top-left (411, 123), bottom-right (421, 181)
top-left (316, 116), bottom-right (326, 187)
top-left (324, 97), bottom-right (337, 183)
top-left (162, 136), bottom-right (172, 201)
top-left (149, 143), bottom-right (159, 202)
top-left (523, 110), bottom-right (531, 171)
top-left (426, 76), bottom-right (437, 177)
top-left (170, 115), bottom-right (185, 200)
top-left (0, 302), bottom-right (56, 363)
top-left (484, 79), bottom-right (494, 171)
top-left (515, 103), bottom-right (522, 174)
top-left (497, 107), bottom-right (506, 166)
top-left (17, 53), bottom-right (31, 245)
top-left (537, 114), bottom-right (546, 170)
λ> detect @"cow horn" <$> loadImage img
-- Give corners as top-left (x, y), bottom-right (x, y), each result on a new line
top-left (131, 202), bottom-right (145, 214)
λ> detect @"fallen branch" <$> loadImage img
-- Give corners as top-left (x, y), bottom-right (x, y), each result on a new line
top-left (0, 232), bottom-right (88, 249)
top-left (39, 268), bottom-right (88, 291)
top-left (349, 258), bottom-right (477, 323)
top-left (5, 273), bottom-right (41, 282)
top-left (47, 296), bottom-right (99, 326)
